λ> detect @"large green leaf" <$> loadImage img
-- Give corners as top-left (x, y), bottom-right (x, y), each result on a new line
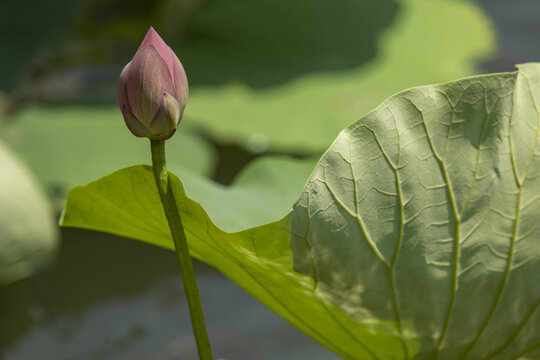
top-left (183, 0), bottom-right (494, 153)
top-left (0, 106), bottom-right (215, 207)
top-left (61, 64), bottom-right (540, 359)
top-left (0, 141), bottom-right (58, 284)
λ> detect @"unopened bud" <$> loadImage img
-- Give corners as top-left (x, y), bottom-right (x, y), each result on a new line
top-left (117, 27), bottom-right (188, 140)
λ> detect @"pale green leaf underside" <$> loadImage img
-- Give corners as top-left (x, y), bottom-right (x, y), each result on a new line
top-left (0, 141), bottom-right (58, 284)
top-left (185, 0), bottom-right (493, 152)
top-left (178, 156), bottom-right (318, 232)
top-left (62, 64), bottom-right (540, 359)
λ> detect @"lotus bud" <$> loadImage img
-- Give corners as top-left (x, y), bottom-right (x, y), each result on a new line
top-left (117, 27), bottom-right (188, 140)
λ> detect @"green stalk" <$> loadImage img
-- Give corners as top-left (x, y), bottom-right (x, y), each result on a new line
top-left (150, 139), bottom-right (213, 360)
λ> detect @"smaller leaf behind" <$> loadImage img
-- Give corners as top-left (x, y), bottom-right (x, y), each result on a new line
top-left (61, 164), bottom-right (415, 359)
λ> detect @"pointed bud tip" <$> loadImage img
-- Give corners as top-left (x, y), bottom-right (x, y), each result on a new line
top-left (146, 26), bottom-right (158, 39)
top-left (139, 26), bottom-right (166, 52)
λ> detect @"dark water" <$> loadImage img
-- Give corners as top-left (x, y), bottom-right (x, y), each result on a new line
top-left (1, 229), bottom-right (340, 360)
top-left (477, 0), bottom-right (540, 73)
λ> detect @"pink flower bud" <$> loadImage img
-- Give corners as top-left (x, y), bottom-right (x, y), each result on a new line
top-left (118, 27), bottom-right (188, 140)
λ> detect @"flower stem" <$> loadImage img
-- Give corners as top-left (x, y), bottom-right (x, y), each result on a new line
top-left (150, 139), bottom-right (213, 360)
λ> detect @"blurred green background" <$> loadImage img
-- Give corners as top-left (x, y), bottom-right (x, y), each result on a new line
top-left (0, 0), bottom-right (538, 358)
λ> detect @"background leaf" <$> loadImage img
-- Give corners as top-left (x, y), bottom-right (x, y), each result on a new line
top-left (0, 106), bottom-right (216, 207)
top-left (183, 0), bottom-right (494, 153)
top-left (61, 64), bottom-right (540, 359)
top-left (0, 141), bottom-right (58, 284)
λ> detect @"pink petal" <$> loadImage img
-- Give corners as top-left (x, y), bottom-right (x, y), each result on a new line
top-left (125, 44), bottom-right (175, 124)
top-left (149, 92), bottom-right (180, 140)
top-left (121, 106), bottom-right (152, 138)
top-left (138, 27), bottom-right (175, 84)
top-left (117, 63), bottom-right (132, 114)
top-left (172, 54), bottom-right (189, 106)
